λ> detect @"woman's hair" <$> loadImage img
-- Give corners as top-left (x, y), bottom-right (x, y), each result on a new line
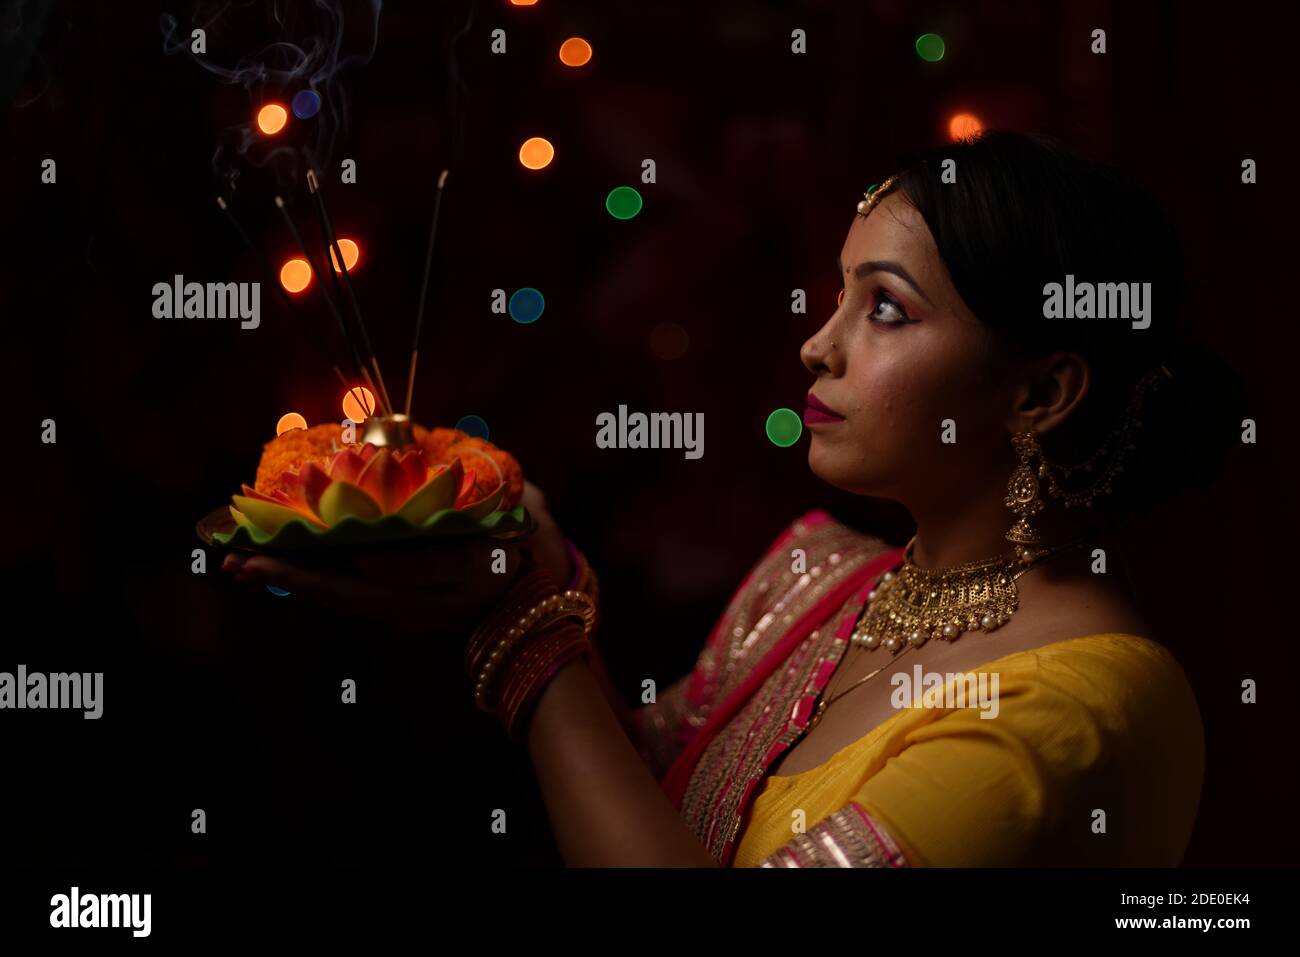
top-left (892, 131), bottom-right (1246, 514)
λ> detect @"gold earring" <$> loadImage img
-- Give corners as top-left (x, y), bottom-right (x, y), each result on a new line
top-left (1004, 430), bottom-right (1045, 552)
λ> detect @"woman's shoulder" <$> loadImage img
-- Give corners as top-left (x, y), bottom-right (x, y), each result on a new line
top-left (979, 632), bottom-right (1205, 771)
top-left (720, 509), bottom-right (895, 626)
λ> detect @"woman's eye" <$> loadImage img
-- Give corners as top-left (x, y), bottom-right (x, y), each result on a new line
top-left (868, 291), bottom-right (913, 325)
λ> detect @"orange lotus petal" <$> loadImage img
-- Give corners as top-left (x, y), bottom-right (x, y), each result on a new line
top-left (454, 467), bottom-right (477, 507)
top-left (358, 443), bottom-right (379, 464)
top-left (232, 494), bottom-right (321, 534)
top-left (460, 483), bottom-right (506, 521)
top-left (317, 480), bottom-right (383, 526)
top-left (328, 448), bottom-right (368, 484)
top-left (398, 459), bottom-right (462, 524)
top-left (240, 483), bottom-right (282, 504)
top-left (397, 449), bottom-right (428, 492)
top-left (297, 462), bottom-right (333, 515)
top-left (356, 448), bottom-right (410, 512)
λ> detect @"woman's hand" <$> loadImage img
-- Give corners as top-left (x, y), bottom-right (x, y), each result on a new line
top-left (220, 480), bottom-right (573, 636)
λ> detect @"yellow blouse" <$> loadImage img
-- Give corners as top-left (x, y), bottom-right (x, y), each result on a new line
top-left (733, 633), bottom-right (1205, 867)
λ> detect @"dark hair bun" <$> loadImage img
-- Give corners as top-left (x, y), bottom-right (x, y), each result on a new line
top-left (1096, 338), bottom-right (1248, 514)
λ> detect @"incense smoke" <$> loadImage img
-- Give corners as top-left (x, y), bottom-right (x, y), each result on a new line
top-left (159, 0), bottom-right (382, 191)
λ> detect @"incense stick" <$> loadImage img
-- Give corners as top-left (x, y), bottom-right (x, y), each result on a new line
top-left (274, 195), bottom-right (382, 416)
top-left (406, 168), bottom-right (450, 416)
top-left (217, 196), bottom-right (371, 417)
top-left (306, 169), bottom-right (396, 416)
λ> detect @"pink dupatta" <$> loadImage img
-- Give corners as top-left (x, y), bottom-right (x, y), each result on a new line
top-left (657, 510), bottom-right (905, 862)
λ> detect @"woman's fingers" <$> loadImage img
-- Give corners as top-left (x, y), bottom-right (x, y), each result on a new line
top-left (355, 539), bottom-right (526, 586)
top-left (235, 555), bottom-right (394, 615)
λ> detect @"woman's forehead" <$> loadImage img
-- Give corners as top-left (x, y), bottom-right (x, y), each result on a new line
top-left (841, 192), bottom-right (933, 267)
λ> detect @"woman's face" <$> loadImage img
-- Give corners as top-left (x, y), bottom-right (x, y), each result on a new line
top-left (800, 192), bottom-right (1015, 504)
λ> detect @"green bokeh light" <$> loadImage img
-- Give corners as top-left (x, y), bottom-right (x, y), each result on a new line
top-left (605, 186), bottom-right (643, 220)
top-left (766, 408), bottom-right (803, 447)
top-left (915, 32), bottom-right (945, 62)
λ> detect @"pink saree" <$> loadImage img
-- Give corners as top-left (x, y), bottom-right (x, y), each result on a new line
top-left (631, 509), bottom-right (905, 866)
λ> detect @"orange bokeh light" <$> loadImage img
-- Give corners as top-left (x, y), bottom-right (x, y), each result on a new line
top-left (559, 37), bottom-right (592, 67)
top-left (257, 103), bottom-right (289, 135)
top-left (329, 237), bottom-right (361, 273)
top-left (280, 258), bottom-right (312, 293)
top-left (519, 136), bottom-right (555, 170)
top-left (509, 0), bottom-right (539, 5)
top-left (342, 386), bottom-right (376, 422)
top-left (948, 112), bottom-right (983, 142)
top-left (276, 412), bottom-right (308, 435)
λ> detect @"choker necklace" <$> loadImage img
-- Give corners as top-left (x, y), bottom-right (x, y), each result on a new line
top-left (849, 533), bottom-right (1090, 654)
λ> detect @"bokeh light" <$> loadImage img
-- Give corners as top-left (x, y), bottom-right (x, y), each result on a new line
top-left (915, 33), bottom-right (946, 62)
top-left (454, 414), bottom-right (490, 440)
top-left (765, 408), bottom-right (803, 447)
top-left (256, 103), bottom-right (288, 135)
top-left (519, 137), bottom-right (555, 170)
top-left (605, 186), bottom-right (643, 220)
top-left (291, 89), bottom-right (321, 119)
top-left (280, 258), bottom-right (312, 293)
top-left (276, 412), bottom-right (308, 435)
top-left (559, 37), bottom-right (593, 67)
top-left (509, 0), bottom-right (539, 5)
top-left (342, 386), bottom-right (376, 422)
top-left (948, 112), bottom-right (983, 142)
top-left (329, 238), bottom-right (361, 273)
top-left (508, 287), bottom-right (546, 324)
top-left (649, 322), bottom-right (689, 360)
top-left (267, 585), bottom-right (291, 596)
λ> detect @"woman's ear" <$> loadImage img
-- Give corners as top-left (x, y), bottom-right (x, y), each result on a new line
top-left (1005, 351), bottom-right (1090, 435)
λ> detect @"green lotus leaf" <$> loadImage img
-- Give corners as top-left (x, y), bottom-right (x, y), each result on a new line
top-left (208, 502), bottom-right (535, 552)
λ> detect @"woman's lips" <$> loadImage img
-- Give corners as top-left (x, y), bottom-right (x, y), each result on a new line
top-left (804, 391), bottom-right (845, 425)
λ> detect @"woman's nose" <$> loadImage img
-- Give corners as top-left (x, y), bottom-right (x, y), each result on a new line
top-left (801, 321), bottom-right (843, 377)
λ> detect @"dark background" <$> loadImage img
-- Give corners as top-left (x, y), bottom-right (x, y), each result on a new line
top-left (2, 0), bottom-right (1296, 869)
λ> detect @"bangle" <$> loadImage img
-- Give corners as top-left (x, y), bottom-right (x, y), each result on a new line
top-left (498, 620), bottom-right (592, 741)
top-left (562, 539), bottom-right (601, 629)
top-left (464, 568), bottom-right (555, 679)
top-left (468, 588), bottom-right (597, 712)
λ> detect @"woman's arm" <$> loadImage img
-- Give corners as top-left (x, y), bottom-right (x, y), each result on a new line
top-left (523, 656), bottom-right (718, 867)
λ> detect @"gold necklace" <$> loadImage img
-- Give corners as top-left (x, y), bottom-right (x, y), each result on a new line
top-left (804, 533), bottom-right (1088, 733)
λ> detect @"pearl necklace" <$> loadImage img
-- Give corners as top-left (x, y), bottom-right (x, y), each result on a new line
top-left (850, 534), bottom-right (1089, 655)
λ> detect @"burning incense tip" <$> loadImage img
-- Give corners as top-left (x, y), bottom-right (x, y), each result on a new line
top-left (274, 196), bottom-right (287, 209)
top-left (438, 169), bottom-right (449, 188)
top-left (216, 196), bottom-right (228, 210)
top-left (307, 169), bottom-right (320, 192)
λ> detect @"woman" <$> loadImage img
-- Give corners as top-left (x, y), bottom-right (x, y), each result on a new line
top-left (224, 132), bottom-right (1240, 867)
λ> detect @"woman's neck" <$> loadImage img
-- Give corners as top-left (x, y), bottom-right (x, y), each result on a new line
top-left (908, 492), bottom-right (1100, 570)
